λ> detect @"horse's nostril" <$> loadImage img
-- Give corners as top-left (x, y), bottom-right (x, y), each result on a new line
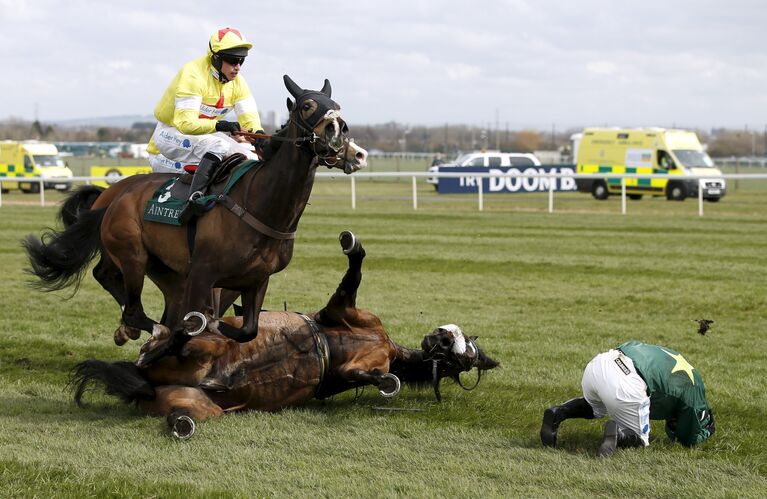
top-left (356, 151), bottom-right (365, 160)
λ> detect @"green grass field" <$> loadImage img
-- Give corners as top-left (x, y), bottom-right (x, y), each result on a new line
top-left (1, 185), bottom-right (766, 497)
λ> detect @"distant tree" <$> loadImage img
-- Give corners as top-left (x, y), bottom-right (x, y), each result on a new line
top-left (707, 130), bottom-right (762, 157)
top-left (510, 130), bottom-right (542, 153)
top-left (131, 121), bottom-right (155, 130)
top-left (96, 127), bottom-right (110, 141)
top-left (31, 120), bottom-right (53, 139)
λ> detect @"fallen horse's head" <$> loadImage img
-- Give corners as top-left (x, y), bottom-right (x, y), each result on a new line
top-left (421, 324), bottom-right (500, 401)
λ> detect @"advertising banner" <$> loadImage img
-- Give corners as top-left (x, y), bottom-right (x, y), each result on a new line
top-left (437, 165), bottom-right (577, 194)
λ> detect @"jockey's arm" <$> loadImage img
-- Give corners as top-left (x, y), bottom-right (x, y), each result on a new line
top-left (172, 95), bottom-right (217, 135)
top-left (233, 78), bottom-right (263, 133)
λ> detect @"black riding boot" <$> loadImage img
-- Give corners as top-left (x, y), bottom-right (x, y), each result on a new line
top-left (598, 421), bottom-right (644, 457)
top-left (178, 153), bottom-right (221, 224)
top-left (540, 397), bottom-right (595, 447)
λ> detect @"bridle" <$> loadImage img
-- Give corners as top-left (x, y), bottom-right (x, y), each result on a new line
top-left (235, 105), bottom-right (351, 168)
top-left (220, 91), bottom-right (352, 241)
top-left (424, 335), bottom-right (483, 402)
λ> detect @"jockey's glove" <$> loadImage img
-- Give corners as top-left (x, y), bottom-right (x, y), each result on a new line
top-left (215, 121), bottom-right (241, 133)
top-left (705, 409), bottom-right (716, 435)
top-left (253, 130), bottom-right (269, 150)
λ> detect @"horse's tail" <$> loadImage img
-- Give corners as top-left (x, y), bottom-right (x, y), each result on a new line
top-left (70, 359), bottom-right (155, 406)
top-left (22, 207), bottom-right (106, 292)
top-left (58, 185), bottom-right (105, 227)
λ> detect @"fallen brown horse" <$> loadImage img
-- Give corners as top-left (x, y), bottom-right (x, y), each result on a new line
top-left (25, 75), bottom-right (368, 365)
top-left (71, 232), bottom-right (499, 439)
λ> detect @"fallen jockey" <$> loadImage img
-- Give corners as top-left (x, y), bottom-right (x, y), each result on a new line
top-left (540, 341), bottom-right (715, 457)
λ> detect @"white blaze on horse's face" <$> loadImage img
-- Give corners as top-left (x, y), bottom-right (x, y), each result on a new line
top-left (322, 110), bottom-right (345, 151)
top-left (439, 324), bottom-right (466, 355)
top-left (313, 108), bottom-right (367, 173)
top-left (344, 140), bottom-right (367, 172)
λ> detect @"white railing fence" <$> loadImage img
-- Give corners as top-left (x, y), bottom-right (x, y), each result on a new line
top-left (2, 172), bottom-right (767, 217)
top-left (328, 171), bottom-right (767, 216)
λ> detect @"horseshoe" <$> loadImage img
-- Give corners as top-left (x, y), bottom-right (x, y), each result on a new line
top-left (379, 373), bottom-right (401, 398)
top-left (172, 415), bottom-right (196, 440)
top-left (183, 311), bottom-right (207, 336)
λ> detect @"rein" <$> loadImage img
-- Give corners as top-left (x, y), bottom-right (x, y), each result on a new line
top-left (221, 106), bottom-right (348, 239)
top-left (233, 111), bottom-right (349, 168)
top-left (234, 130), bottom-right (314, 145)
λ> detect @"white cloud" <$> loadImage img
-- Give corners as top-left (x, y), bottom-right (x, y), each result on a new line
top-left (445, 64), bottom-right (482, 81)
top-left (586, 61), bottom-right (617, 76)
top-left (1, 0), bottom-right (766, 128)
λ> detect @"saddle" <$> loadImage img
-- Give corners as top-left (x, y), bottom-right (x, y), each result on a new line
top-left (171, 153), bottom-right (249, 201)
top-left (144, 153), bottom-right (262, 227)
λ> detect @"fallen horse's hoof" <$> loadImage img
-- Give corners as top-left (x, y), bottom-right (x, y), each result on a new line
top-left (136, 336), bottom-right (172, 368)
top-left (339, 230), bottom-right (360, 255)
top-left (171, 415), bottom-right (196, 440)
top-left (379, 373), bottom-right (401, 398)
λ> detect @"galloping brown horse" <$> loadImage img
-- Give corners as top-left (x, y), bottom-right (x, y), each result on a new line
top-left (71, 232), bottom-right (500, 439)
top-left (25, 75), bottom-right (368, 365)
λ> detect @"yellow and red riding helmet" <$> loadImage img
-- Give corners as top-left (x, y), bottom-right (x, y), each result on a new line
top-left (209, 27), bottom-right (252, 81)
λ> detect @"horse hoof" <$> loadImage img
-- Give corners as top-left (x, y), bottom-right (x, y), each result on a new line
top-left (379, 373), bottom-right (401, 398)
top-left (339, 230), bottom-right (360, 255)
top-left (114, 327), bottom-right (129, 346)
top-left (152, 323), bottom-right (171, 340)
top-left (126, 326), bottom-right (141, 340)
top-left (183, 311), bottom-right (207, 336)
top-left (172, 415), bottom-right (196, 440)
top-left (136, 337), bottom-right (170, 367)
top-left (114, 323), bottom-right (142, 346)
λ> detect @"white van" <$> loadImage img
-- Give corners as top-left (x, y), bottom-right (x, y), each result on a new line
top-left (427, 151), bottom-right (541, 188)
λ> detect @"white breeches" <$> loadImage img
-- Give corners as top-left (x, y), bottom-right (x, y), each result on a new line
top-left (581, 349), bottom-right (651, 446)
top-left (148, 122), bottom-right (259, 173)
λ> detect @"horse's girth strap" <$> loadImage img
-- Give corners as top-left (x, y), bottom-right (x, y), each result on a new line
top-left (297, 313), bottom-right (331, 390)
top-left (216, 194), bottom-right (296, 240)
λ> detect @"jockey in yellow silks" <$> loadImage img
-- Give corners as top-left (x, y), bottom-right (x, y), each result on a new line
top-left (147, 27), bottom-right (265, 222)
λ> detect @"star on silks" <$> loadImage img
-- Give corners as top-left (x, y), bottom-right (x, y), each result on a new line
top-left (662, 349), bottom-right (696, 384)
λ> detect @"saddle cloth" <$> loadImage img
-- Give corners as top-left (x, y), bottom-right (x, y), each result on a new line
top-left (143, 157), bottom-right (261, 226)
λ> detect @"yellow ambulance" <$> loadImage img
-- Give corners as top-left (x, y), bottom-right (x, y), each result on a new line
top-left (0, 140), bottom-right (74, 193)
top-left (572, 128), bottom-right (726, 201)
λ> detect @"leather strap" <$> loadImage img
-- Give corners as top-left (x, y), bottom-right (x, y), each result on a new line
top-left (297, 313), bottom-right (331, 392)
top-left (216, 194), bottom-right (296, 240)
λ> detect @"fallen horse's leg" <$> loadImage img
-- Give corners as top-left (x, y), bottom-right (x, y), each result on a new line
top-left (140, 386), bottom-right (224, 439)
top-left (316, 231), bottom-right (366, 326)
top-left (339, 368), bottom-right (401, 397)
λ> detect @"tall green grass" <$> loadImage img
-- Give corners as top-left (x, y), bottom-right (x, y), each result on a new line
top-left (0, 188), bottom-right (766, 497)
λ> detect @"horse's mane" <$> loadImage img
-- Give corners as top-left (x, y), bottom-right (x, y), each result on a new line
top-left (261, 120), bottom-right (290, 161)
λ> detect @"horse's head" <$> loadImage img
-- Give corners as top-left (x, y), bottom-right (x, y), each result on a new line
top-left (283, 75), bottom-right (367, 174)
top-left (421, 324), bottom-right (500, 401)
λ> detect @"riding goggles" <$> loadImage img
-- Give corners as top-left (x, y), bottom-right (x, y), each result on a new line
top-left (221, 54), bottom-right (246, 66)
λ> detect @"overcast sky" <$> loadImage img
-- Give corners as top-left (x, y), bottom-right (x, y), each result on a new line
top-left (2, 0), bottom-right (766, 130)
